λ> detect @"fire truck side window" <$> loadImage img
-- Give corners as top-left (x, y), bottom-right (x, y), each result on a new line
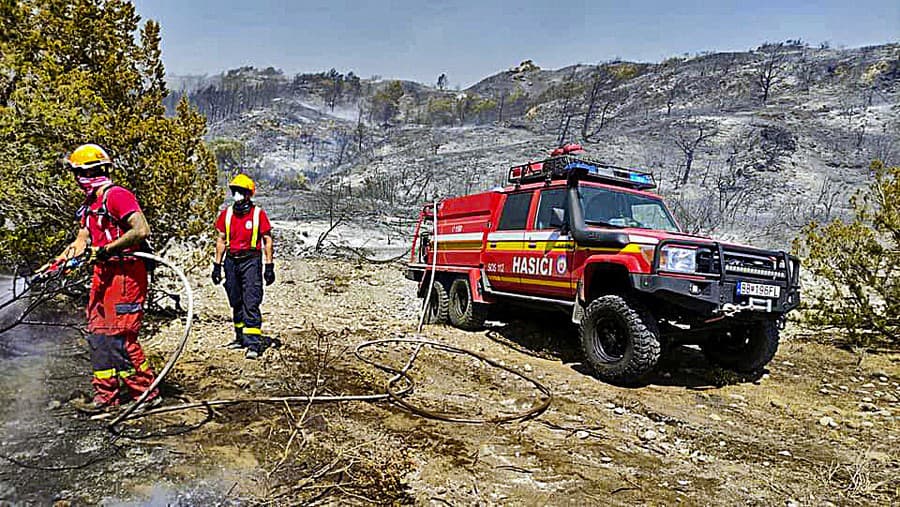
top-left (497, 192), bottom-right (532, 230)
top-left (534, 188), bottom-right (567, 229)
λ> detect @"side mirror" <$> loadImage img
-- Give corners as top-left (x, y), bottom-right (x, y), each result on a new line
top-left (550, 207), bottom-right (566, 228)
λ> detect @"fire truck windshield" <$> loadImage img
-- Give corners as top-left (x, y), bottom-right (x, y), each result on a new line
top-left (580, 185), bottom-right (680, 232)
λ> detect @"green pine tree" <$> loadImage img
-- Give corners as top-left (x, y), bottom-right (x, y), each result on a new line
top-left (0, 0), bottom-right (222, 266)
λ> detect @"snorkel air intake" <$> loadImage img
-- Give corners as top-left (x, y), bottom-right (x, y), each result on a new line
top-left (565, 169), bottom-right (630, 249)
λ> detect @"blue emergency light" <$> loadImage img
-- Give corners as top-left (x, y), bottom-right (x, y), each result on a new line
top-left (628, 172), bottom-right (654, 185)
top-left (508, 155), bottom-right (656, 190)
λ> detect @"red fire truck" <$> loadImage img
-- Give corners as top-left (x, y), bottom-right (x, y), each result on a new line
top-left (407, 145), bottom-right (801, 384)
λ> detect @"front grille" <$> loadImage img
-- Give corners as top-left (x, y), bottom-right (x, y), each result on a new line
top-left (722, 251), bottom-right (784, 280)
top-left (693, 248), bottom-right (787, 280)
top-left (696, 248), bottom-right (719, 274)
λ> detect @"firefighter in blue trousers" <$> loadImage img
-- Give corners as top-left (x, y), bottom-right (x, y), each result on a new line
top-left (212, 174), bottom-right (275, 359)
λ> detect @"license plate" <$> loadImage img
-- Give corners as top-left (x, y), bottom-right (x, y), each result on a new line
top-left (737, 281), bottom-right (780, 298)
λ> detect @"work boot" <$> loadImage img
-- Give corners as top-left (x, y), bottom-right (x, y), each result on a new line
top-left (69, 396), bottom-right (116, 414)
top-left (245, 348), bottom-right (259, 360)
top-left (224, 339), bottom-right (244, 350)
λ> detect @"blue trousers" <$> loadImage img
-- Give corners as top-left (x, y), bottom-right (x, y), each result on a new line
top-left (223, 254), bottom-right (263, 350)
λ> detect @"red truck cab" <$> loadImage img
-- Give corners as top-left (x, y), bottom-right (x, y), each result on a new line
top-left (408, 148), bottom-right (800, 384)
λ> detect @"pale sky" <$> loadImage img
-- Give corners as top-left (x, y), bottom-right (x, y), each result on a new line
top-left (133, 0), bottom-right (900, 88)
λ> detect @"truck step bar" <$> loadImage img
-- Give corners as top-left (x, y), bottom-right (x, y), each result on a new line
top-left (480, 269), bottom-right (575, 307)
top-left (483, 287), bottom-right (576, 307)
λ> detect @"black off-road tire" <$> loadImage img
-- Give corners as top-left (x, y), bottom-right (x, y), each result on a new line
top-left (448, 277), bottom-right (488, 331)
top-left (424, 279), bottom-right (450, 324)
top-left (701, 320), bottom-right (780, 373)
top-left (579, 295), bottom-right (661, 384)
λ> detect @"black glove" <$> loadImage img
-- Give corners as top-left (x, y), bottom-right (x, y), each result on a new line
top-left (264, 263), bottom-right (275, 286)
top-left (89, 246), bottom-right (111, 263)
top-left (212, 263), bottom-right (223, 285)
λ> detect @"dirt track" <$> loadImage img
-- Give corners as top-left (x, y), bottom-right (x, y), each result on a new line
top-left (1, 258), bottom-right (899, 505)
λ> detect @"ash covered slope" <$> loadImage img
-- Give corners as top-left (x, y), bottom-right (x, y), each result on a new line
top-left (169, 42), bottom-right (899, 247)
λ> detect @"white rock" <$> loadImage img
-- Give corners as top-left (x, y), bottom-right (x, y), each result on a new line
top-left (640, 430), bottom-right (658, 441)
top-left (614, 407), bottom-right (626, 415)
top-left (709, 413), bottom-right (722, 422)
top-left (778, 450), bottom-right (792, 457)
top-left (523, 364), bottom-right (533, 372)
top-left (818, 416), bottom-right (837, 427)
top-left (575, 431), bottom-right (590, 439)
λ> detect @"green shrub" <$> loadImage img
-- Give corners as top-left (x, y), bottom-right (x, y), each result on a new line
top-left (0, 0), bottom-right (221, 266)
top-left (795, 161), bottom-right (900, 349)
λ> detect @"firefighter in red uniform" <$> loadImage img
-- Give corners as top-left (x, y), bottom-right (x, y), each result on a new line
top-left (43, 144), bottom-right (160, 410)
top-left (212, 174), bottom-right (275, 359)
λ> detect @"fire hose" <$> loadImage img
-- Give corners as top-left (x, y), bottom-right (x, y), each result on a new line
top-left (107, 251), bottom-right (193, 428)
top-left (1, 205), bottom-right (552, 471)
top-left (111, 200), bottom-right (551, 425)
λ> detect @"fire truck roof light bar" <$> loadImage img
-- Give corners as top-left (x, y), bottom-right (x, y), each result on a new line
top-left (507, 156), bottom-right (656, 190)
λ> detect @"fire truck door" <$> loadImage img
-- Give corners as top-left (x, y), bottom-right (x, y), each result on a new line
top-left (521, 187), bottom-right (575, 298)
top-left (483, 191), bottom-right (532, 292)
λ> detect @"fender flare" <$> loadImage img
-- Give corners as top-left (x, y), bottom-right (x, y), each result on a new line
top-left (578, 256), bottom-right (639, 301)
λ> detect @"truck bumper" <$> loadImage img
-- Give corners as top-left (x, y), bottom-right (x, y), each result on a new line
top-left (630, 274), bottom-right (801, 317)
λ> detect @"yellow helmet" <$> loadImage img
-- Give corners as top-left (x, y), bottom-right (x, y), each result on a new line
top-left (67, 144), bottom-right (112, 170)
top-left (229, 174), bottom-right (256, 196)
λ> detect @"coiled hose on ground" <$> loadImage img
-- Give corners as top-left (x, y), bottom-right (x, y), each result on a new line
top-left (0, 208), bottom-right (553, 474)
top-left (113, 202), bottom-right (552, 426)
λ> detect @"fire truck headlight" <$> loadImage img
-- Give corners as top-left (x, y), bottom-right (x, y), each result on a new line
top-left (660, 245), bottom-right (697, 273)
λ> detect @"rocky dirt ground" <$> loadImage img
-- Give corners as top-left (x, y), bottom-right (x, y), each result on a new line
top-left (1, 257), bottom-right (899, 506)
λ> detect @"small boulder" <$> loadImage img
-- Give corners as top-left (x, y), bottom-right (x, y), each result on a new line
top-left (640, 429), bottom-right (658, 441)
top-left (818, 416), bottom-right (838, 428)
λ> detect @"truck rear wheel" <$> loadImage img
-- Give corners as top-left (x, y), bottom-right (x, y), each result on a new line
top-left (424, 280), bottom-right (449, 324)
top-left (448, 278), bottom-right (487, 331)
top-left (701, 320), bottom-right (780, 372)
top-left (579, 295), bottom-right (661, 384)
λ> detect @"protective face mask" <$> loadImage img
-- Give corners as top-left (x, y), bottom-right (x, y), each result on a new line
top-left (77, 175), bottom-right (112, 194)
top-left (233, 197), bottom-right (252, 216)
top-left (233, 193), bottom-right (245, 202)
